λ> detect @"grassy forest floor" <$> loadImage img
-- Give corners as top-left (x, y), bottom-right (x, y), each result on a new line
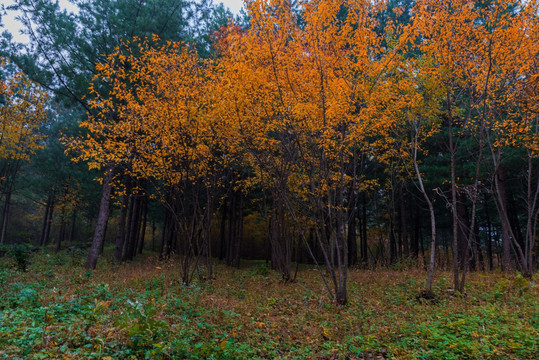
top-left (0, 249), bottom-right (538, 359)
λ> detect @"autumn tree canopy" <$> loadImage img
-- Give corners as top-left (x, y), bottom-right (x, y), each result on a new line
top-left (59, 0), bottom-right (539, 304)
top-left (0, 0), bottom-right (537, 311)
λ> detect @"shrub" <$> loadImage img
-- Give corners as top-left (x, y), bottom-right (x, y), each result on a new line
top-left (8, 244), bottom-right (32, 272)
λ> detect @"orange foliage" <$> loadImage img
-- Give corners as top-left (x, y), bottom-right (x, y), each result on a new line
top-left (69, 0), bottom-right (539, 192)
top-left (62, 0), bottom-right (539, 299)
top-left (216, 0), bottom-right (402, 200)
top-left (68, 38), bottom-right (219, 188)
top-left (0, 60), bottom-right (47, 163)
top-left (412, 0), bottom-right (539, 154)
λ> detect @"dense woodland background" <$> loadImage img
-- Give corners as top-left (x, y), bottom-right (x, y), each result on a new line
top-left (0, 0), bottom-right (538, 307)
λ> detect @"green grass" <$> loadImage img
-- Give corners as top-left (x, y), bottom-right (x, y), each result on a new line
top-left (0, 251), bottom-right (537, 359)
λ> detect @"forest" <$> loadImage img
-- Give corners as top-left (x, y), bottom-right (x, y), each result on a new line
top-left (0, 0), bottom-right (538, 358)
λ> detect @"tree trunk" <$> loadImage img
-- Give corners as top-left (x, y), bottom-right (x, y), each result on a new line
top-left (203, 187), bottom-right (214, 279)
top-left (122, 194), bottom-right (135, 259)
top-left (484, 193), bottom-right (494, 270)
top-left (151, 218), bottom-right (156, 251)
top-left (413, 126), bottom-right (437, 293)
top-left (335, 285), bottom-right (347, 306)
top-left (69, 210), bottom-right (77, 243)
top-left (360, 192), bottom-right (368, 264)
top-left (400, 186), bottom-right (409, 258)
top-left (40, 193), bottom-right (53, 246)
top-left (0, 190), bottom-right (12, 245)
top-left (44, 195), bottom-right (55, 246)
top-left (226, 192), bottom-right (236, 266)
top-left (456, 191), bottom-right (470, 274)
top-left (496, 169), bottom-right (513, 272)
top-left (411, 199), bottom-right (420, 258)
top-left (99, 214), bottom-right (108, 255)
top-left (85, 163), bottom-right (114, 270)
top-left (524, 155), bottom-right (538, 277)
top-left (159, 207), bottom-right (168, 260)
top-left (389, 214), bottom-right (397, 265)
top-left (138, 197), bottom-right (148, 254)
top-left (126, 195), bottom-right (141, 260)
top-left (507, 192), bottom-right (525, 251)
top-left (234, 194), bottom-right (243, 267)
top-left (56, 204), bottom-right (66, 252)
top-left (269, 196), bottom-right (292, 280)
top-left (474, 221), bottom-right (484, 271)
top-left (347, 202), bottom-right (357, 266)
top-left (56, 181), bottom-right (71, 252)
top-left (114, 190), bottom-right (130, 262)
top-left (164, 205), bottom-right (176, 258)
top-left (448, 113), bottom-right (462, 291)
top-left (219, 197), bottom-right (227, 261)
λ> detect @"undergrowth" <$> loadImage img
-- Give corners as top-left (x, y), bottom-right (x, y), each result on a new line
top-left (0, 251), bottom-right (537, 359)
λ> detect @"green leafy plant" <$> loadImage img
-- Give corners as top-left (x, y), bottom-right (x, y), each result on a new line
top-left (8, 244), bottom-right (32, 272)
top-left (5, 282), bottom-right (39, 308)
top-left (117, 299), bottom-right (168, 351)
top-left (251, 263), bottom-right (270, 277)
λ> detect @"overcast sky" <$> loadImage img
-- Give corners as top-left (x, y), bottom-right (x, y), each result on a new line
top-left (2, 0), bottom-right (245, 44)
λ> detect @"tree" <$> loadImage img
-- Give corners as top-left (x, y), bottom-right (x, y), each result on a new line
top-left (0, 59), bottom-right (48, 244)
top-left (69, 38), bottom-right (221, 281)
top-left (217, 0), bottom-right (406, 304)
top-left (479, 0), bottom-right (539, 276)
top-left (8, 0), bottom-right (228, 269)
top-left (413, 0), bottom-right (539, 282)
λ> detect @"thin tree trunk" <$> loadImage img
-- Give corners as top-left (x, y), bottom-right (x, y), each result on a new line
top-left (347, 202), bottom-right (357, 266)
top-left (524, 154), bottom-right (539, 277)
top-left (40, 193), bottom-right (53, 246)
top-left (138, 197), bottom-right (148, 254)
top-left (0, 190), bottom-right (12, 245)
top-left (400, 186), bottom-right (409, 257)
top-left (234, 194), bottom-right (243, 268)
top-left (164, 204), bottom-right (176, 258)
top-left (127, 195), bottom-right (141, 260)
top-left (496, 169), bottom-right (513, 272)
top-left (474, 221), bottom-right (484, 271)
top-left (448, 110), bottom-right (462, 292)
top-left (56, 181), bottom-right (71, 252)
top-left (219, 197), bottom-right (227, 261)
top-left (360, 192), bottom-right (368, 264)
top-left (56, 205), bottom-right (66, 252)
top-left (457, 192), bottom-right (470, 266)
top-left (85, 163), bottom-right (114, 270)
top-left (159, 207), bottom-right (168, 260)
top-left (269, 197), bottom-right (292, 280)
top-left (226, 192), bottom-right (236, 266)
top-left (122, 194), bottom-right (134, 259)
top-left (44, 196), bottom-right (55, 246)
top-left (484, 193), bottom-right (494, 270)
top-left (114, 190), bottom-right (130, 261)
top-left (413, 123), bottom-right (437, 293)
top-left (508, 192), bottom-right (525, 251)
top-left (99, 213), bottom-right (108, 255)
top-left (411, 199), bottom-right (420, 259)
top-left (151, 218), bottom-right (156, 251)
top-left (203, 186), bottom-right (214, 279)
top-left (69, 210), bottom-right (77, 243)
top-left (389, 205), bottom-right (397, 265)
